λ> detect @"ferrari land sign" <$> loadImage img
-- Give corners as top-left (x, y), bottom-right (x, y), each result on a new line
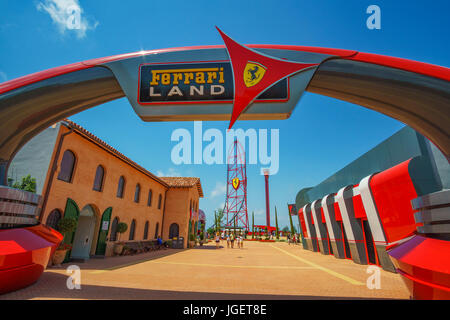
top-left (138, 62), bottom-right (288, 104)
top-left (98, 28), bottom-right (329, 124)
top-left (232, 177), bottom-right (240, 190)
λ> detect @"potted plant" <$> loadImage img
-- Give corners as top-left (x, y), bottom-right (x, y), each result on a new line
top-left (199, 231), bottom-right (204, 246)
top-left (53, 217), bottom-right (77, 266)
top-left (189, 233), bottom-right (196, 248)
top-left (114, 222), bottom-right (128, 255)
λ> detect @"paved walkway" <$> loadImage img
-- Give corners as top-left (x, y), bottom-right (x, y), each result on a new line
top-left (0, 241), bottom-right (410, 300)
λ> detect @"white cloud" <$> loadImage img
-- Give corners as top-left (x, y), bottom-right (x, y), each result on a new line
top-left (210, 181), bottom-right (226, 198)
top-left (156, 167), bottom-right (181, 177)
top-left (253, 208), bottom-right (265, 216)
top-left (36, 0), bottom-right (98, 39)
top-left (0, 71), bottom-right (7, 83)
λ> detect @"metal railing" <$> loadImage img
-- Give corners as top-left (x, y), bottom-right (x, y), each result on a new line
top-left (0, 186), bottom-right (41, 229)
top-left (412, 189), bottom-right (450, 240)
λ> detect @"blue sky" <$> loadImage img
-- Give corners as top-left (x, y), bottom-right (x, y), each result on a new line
top-left (1, 0), bottom-right (449, 229)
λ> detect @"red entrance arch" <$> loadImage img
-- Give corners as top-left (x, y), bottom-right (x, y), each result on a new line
top-left (0, 40), bottom-right (448, 297)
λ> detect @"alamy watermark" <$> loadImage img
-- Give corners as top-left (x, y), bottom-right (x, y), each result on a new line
top-left (66, 265), bottom-right (81, 290)
top-left (366, 5), bottom-right (381, 30)
top-left (171, 121), bottom-right (280, 175)
top-left (366, 265), bottom-right (381, 289)
top-left (66, 5), bottom-right (81, 30)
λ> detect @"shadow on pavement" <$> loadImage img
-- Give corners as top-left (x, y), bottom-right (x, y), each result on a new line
top-left (49, 248), bottom-right (184, 271)
top-left (192, 245), bottom-right (225, 250)
top-left (0, 272), bottom-right (393, 300)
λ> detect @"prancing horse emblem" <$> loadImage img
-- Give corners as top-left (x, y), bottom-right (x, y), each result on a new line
top-left (232, 177), bottom-right (240, 190)
top-left (243, 62), bottom-right (266, 87)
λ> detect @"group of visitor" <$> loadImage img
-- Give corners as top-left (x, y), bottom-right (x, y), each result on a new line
top-left (214, 231), bottom-right (245, 249)
top-left (287, 233), bottom-right (300, 245)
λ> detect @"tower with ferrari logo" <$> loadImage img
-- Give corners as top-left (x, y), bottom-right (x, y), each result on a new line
top-left (224, 138), bottom-right (249, 231)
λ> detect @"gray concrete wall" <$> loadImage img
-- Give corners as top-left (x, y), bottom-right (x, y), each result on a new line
top-left (296, 126), bottom-right (450, 208)
top-left (7, 123), bottom-right (60, 195)
top-left (429, 142), bottom-right (450, 190)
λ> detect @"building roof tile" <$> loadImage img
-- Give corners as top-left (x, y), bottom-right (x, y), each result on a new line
top-left (62, 119), bottom-right (203, 197)
top-left (159, 177), bottom-right (204, 197)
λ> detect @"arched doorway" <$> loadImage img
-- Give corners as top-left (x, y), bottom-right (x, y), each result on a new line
top-left (154, 222), bottom-right (159, 239)
top-left (129, 219), bottom-right (136, 240)
top-left (169, 223), bottom-right (179, 239)
top-left (46, 209), bottom-right (62, 229)
top-left (110, 217), bottom-right (119, 241)
top-left (71, 204), bottom-right (97, 260)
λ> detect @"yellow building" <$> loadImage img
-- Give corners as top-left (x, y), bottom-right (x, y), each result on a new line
top-left (8, 120), bottom-right (204, 259)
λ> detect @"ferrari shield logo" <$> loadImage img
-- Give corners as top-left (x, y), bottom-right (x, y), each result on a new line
top-left (232, 177), bottom-right (240, 190)
top-left (243, 62), bottom-right (266, 87)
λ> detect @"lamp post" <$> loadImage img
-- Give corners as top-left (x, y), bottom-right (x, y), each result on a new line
top-left (264, 169), bottom-right (270, 227)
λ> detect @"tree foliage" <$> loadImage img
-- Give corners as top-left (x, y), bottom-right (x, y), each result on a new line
top-left (275, 206), bottom-right (279, 239)
top-left (252, 211), bottom-right (254, 239)
top-left (214, 208), bottom-right (225, 233)
top-left (57, 217), bottom-right (77, 235)
top-left (12, 174), bottom-right (36, 193)
top-left (289, 210), bottom-right (295, 235)
top-left (117, 222), bottom-right (128, 241)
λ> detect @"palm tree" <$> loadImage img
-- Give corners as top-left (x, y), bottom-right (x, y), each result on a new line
top-left (214, 211), bottom-right (218, 233)
top-left (252, 211), bottom-right (254, 239)
top-left (275, 206), bottom-right (279, 240)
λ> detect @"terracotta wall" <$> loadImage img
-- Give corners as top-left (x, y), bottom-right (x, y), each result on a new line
top-left (42, 126), bottom-right (167, 253)
top-left (162, 186), bottom-right (200, 247)
top-left (41, 124), bottom-right (202, 251)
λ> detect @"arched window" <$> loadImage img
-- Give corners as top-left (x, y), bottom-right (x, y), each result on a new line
top-left (57, 150), bottom-right (76, 182)
top-left (143, 221), bottom-right (149, 240)
top-left (110, 217), bottom-right (119, 241)
top-left (158, 194), bottom-right (162, 209)
top-left (154, 222), bottom-right (159, 239)
top-left (46, 209), bottom-right (61, 229)
top-left (129, 219), bottom-right (136, 240)
top-left (117, 176), bottom-right (125, 198)
top-left (169, 223), bottom-right (179, 239)
top-left (147, 189), bottom-right (153, 207)
top-left (134, 184), bottom-right (141, 203)
top-left (93, 165), bottom-right (105, 191)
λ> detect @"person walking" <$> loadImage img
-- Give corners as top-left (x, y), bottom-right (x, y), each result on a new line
top-left (287, 233), bottom-right (291, 245)
top-left (226, 232), bottom-right (230, 248)
top-left (230, 232), bottom-right (235, 248)
top-left (215, 232), bottom-right (220, 249)
top-left (240, 232), bottom-right (244, 249)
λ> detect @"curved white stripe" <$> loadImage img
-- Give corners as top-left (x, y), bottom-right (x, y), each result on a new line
top-left (359, 174), bottom-right (387, 243)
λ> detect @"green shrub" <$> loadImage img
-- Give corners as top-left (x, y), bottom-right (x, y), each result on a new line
top-left (116, 222), bottom-right (128, 241)
top-left (57, 217), bottom-right (77, 234)
top-left (12, 175), bottom-right (37, 193)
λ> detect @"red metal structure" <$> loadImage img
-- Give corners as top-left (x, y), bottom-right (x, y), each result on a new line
top-left (224, 139), bottom-right (249, 231)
